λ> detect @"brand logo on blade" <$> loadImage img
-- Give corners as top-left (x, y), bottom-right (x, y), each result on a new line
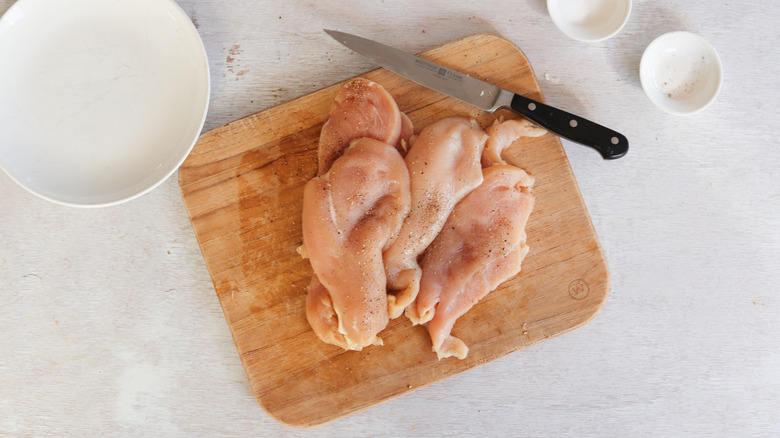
top-left (413, 58), bottom-right (464, 83)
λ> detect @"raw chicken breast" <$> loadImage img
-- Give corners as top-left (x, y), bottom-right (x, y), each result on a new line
top-left (481, 117), bottom-right (546, 167)
top-left (397, 112), bottom-right (415, 156)
top-left (383, 117), bottom-right (488, 319)
top-left (413, 165), bottom-right (535, 360)
top-left (318, 78), bottom-right (412, 175)
top-left (303, 138), bottom-right (411, 350)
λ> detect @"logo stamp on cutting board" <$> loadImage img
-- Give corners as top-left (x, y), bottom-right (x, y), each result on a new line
top-left (568, 279), bottom-right (589, 300)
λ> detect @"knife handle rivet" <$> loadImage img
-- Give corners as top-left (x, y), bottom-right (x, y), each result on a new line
top-left (611, 137), bottom-right (620, 145)
top-left (527, 102), bottom-right (536, 111)
top-left (569, 119), bottom-right (578, 128)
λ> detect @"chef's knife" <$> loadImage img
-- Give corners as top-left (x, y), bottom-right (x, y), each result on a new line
top-left (324, 29), bottom-right (628, 160)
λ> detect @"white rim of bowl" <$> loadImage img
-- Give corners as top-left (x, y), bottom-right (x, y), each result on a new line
top-left (546, 0), bottom-right (633, 42)
top-left (639, 31), bottom-right (723, 116)
top-left (0, 0), bottom-right (211, 208)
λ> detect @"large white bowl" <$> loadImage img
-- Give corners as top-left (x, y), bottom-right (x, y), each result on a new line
top-left (547, 0), bottom-right (632, 42)
top-left (0, 0), bottom-right (210, 207)
top-left (640, 31), bottom-right (723, 115)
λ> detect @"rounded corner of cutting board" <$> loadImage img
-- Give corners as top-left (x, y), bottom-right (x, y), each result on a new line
top-left (433, 33), bottom-right (533, 67)
top-left (446, 32), bottom-right (522, 52)
top-left (568, 247), bottom-right (611, 335)
top-left (581, 263), bottom-right (611, 327)
top-left (254, 397), bottom-right (326, 430)
top-left (430, 32), bottom-right (545, 105)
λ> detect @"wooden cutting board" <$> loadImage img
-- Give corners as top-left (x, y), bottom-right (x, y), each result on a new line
top-left (178, 33), bottom-right (608, 428)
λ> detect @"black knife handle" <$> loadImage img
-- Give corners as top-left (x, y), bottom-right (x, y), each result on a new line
top-left (509, 94), bottom-right (628, 160)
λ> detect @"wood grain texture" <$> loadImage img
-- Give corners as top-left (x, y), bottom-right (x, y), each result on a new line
top-left (179, 34), bottom-right (608, 427)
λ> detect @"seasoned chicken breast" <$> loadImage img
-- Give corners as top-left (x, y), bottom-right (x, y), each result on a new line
top-left (412, 165), bottom-right (535, 359)
top-left (317, 78), bottom-right (412, 175)
top-left (383, 117), bottom-right (488, 319)
top-left (303, 138), bottom-right (411, 350)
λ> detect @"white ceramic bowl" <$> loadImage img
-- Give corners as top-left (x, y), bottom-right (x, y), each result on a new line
top-left (0, 0), bottom-right (210, 207)
top-left (547, 0), bottom-right (632, 42)
top-left (640, 31), bottom-right (723, 115)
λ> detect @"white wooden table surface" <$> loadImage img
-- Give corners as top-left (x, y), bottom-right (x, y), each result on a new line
top-left (2, 0), bottom-right (779, 436)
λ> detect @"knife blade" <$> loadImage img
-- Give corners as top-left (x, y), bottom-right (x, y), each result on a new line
top-left (324, 29), bottom-right (628, 160)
